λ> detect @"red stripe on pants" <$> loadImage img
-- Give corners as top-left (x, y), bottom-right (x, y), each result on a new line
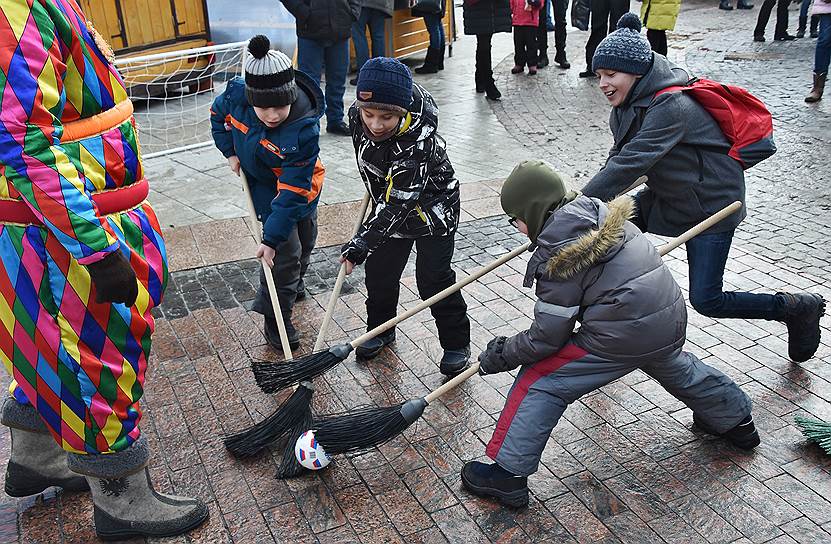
top-left (486, 344), bottom-right (589, 460)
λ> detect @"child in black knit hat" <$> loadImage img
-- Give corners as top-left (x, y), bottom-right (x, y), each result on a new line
top-left (340, 57), bottom-right (472, 376)
top-left (210, 35), bottom-right (326, 351)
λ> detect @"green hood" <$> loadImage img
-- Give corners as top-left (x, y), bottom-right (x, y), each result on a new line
top-left (500, 160), bottom-right (579, 243)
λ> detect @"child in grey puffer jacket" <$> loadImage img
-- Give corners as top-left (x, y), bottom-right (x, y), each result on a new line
top-left (460, 160), bottom-right (759, 509)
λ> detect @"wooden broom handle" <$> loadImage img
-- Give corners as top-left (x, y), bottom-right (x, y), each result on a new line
top-left (420, 200), bottom-right (742, 405)
top-left (350, 242), bottom-right (533, 348)
top-left (240, 171), bottom-right (292, 359)
top-left (313, 193), bottom-right (371, 351)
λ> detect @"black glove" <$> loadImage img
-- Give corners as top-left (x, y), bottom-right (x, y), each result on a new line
top-left (478, 336), bottom-right (518, 375)
top-left (341, 236), bottom-right (369, 266)
top-left (87, 251), bottom-right (139, 306)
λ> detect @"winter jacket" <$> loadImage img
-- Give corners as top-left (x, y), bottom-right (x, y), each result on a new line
top-left (641, 0), bottom-right (681, 31)
top-left (362, 0), bottom-right (394, 16)
top-left (280, 0), bottom-right (361, 41)
top-left (581, 55), bottom-right (747, 237)
top-left (463, 0), bottom-right (512, 35)
top-left (511, 0), bottom-right (541, 26)
top-left (503, 195), bottom-right (687, 366)
top-left (412, 0), bottom-right (447, 17)
top-left (210, 72), bottom-right (325, 247)
top-left (342, 83), bottom-right (461, 264)
top-left (813, 0), bottom-right (831, 15)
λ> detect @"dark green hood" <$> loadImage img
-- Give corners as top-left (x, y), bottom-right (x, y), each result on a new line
top-left (500, 160), bottom-right (579, 243)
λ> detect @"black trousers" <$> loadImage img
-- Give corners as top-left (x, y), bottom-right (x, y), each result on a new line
top-left (755, 0), bottom-right (790, 37)
top-left (647, 29), bottom-right (667, 56)
top-left (514, 25), bottom-right (539, 68)
top-left (364, 234), bottom-right (470, 350)
top-left (538, 0), bottom-right (568, 58)
top-left (475, 34), bottom-right (493, 86)
top-left (585, 0), bottom-right (630, 68)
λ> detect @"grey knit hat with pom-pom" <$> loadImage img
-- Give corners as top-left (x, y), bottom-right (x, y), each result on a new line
top-left (591, 13), bottom-right (653, 75)
top-left (244, 35), bottom-right (297, 107)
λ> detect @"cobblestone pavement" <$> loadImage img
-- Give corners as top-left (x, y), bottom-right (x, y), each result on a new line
top-left (4, 1), bottom-right (831, 543)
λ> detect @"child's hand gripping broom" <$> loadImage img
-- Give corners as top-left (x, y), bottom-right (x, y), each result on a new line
top-left (309, 201), bottom-right (743, 457)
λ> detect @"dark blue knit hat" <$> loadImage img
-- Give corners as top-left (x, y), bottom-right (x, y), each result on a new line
top-left (356, 57), bottom-right (413, 115)
top-left (592, 13), bottom-right (653, 75)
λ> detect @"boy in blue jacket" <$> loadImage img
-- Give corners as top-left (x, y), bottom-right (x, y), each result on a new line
top-left (210, 35), bottom-right (325, 350)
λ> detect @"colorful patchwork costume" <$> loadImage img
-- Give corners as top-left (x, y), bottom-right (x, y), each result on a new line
top-left (0, 0), bottom-right (166, 455)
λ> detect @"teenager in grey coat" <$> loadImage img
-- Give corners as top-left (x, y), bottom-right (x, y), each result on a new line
top-left (461, 160), bottom-right (759, 508)
top-left (582, 14), bottom-right (825, 363)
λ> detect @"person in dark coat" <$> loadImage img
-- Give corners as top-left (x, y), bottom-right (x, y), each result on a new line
top-left (463, 0), bottom-right (512, 100)
top-left (341, 58), bottom-right (472, 375)
top-left (280, 0), bottom-right (361, 135)
top-left (579, 0), bottom-right (629, 77)
top-left (582, 14), bottom-right (825, 364)
top-left (413, 0), bottom-right (447, 73)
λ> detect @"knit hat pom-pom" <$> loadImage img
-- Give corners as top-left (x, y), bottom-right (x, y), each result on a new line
top-left (248, 35), bottom-right (271, 59)
top-left (616, 13), bottom-right (642, 32)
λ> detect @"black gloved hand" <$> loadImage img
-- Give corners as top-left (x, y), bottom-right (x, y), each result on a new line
top-left (341, 236), bottom-right (369, 266)
top-left (87, 251), bottom-right (139, 306)
top-left (478, 336), bottom-right (518, 375)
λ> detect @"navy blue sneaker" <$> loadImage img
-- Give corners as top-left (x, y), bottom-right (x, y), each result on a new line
top-left (461, 461), bottom-right (529, 508)
top-left (694, 413), bottom-right (760, 450)
top-left (355, 329), bottom-right (395, 360)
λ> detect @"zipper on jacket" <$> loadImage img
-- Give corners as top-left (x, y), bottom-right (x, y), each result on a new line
top-left (694, 148), bottom-right (704, 182)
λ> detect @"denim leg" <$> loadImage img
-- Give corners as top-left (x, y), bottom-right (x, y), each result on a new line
top-left (800, 0), bottom-right (811, 21)
top-left (297, 38), bottom-right (324, 88)
top-left (423, 14), bottom-right (445, 50)
top-left (686, 230), bottom-right (784, 320)
top-left (816, 15), bottom-right (831, 74)
top-left (323, 38), bottom-right (349, 125)
top-left (352, 9), bottom-right (371, 72)
top-left (368, 10), bottom-right (387, 57)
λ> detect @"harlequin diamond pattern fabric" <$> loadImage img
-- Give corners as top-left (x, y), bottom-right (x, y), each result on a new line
top-left (0, 0), bottom-right (168, 454)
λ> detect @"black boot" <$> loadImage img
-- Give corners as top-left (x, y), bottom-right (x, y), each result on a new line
top-left (737, 0), bottom-right (753, 9)
top-left (461, 461), bottom-right (529, 507)
top-left (538, 54), bottom-right (550, 69)
top-left (437, 47), bottom-right (445, 71)
top-left (554, 49), bottom-right (571, 69)
top-left (719, 0), bottom-right (734, 9)
top-left (415, 47), bottom-right (440, 74)
top-left (774, 32), bottom-right (796, 41)
top-left (439, 346), bottom-right (470, 376)
top-left (264, 313), bottom-right (301, 352)
top-left (811, 16), bottom-right (819, 38)
top-left (484, 79), bottom-right (502, 101)
top-left (694, 414), bottom-right (760, 450)
top-left (779, 292), bottom-right (825, 362)
top-left (797, 15), bottom-right (807, 38)
top-left (475, 71), bottom-right (484, 93)
top-left (355, 329), bottom-right (396, 360)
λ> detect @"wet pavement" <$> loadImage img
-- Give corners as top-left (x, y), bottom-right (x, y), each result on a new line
top-left (2, 1), bottom-right (831, 542)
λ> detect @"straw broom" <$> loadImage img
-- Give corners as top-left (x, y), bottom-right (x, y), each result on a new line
top-left (311, 202), bottom-right (743, 456)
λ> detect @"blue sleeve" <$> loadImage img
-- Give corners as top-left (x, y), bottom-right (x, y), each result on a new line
top-left (261, 125), bottom-right (322, 247)
top-left (210, 89), bottom-right (235, 158)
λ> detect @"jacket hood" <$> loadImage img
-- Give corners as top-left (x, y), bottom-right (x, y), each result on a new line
top-left (625, 54), bottom-right (689, 106)
top-left (525, 195), bottom-right (634, 285)
top-left (396, 83), bottom-right (439, 142)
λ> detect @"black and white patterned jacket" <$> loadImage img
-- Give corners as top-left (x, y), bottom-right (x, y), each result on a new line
top-left (341, 83), bottom-right (461, 264)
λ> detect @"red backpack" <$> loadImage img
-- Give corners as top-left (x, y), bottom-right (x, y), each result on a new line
top-left (655, 78), bottom-right (776, 170)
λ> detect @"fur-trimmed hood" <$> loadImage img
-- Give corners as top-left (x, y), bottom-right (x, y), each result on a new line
top-left (524, 195), bottom-right (635, 286)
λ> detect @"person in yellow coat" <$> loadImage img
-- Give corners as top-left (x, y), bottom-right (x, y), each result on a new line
top-left (640, 0), bottom-right (681, 55)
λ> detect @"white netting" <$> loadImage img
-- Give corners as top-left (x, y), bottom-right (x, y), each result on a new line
top-left (114, 41), bottom-right (248, 159)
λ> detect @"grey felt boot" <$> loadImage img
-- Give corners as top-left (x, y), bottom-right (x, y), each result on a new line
top-left (2, 399), bottom-right (89, 497)
top-left (68, 437), bottom-right (208, 541)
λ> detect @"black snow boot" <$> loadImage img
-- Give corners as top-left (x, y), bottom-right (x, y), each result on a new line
top-left (778, 292), bottom-right (825, 362)
top-left (797, 15), bottom-right (807, 38)
top-left (737, 0), bottom-right (753, 9)
top-left (355, 329), bottom-right (396, 360)
top-left (484, 79), bottom-right (502, 101)
top-left (439, 346), bottom-right (470, 376)
top-left (694, 413), bottom-right (760, 450)
top-left (554, 49), bottom-right (571, 69)
top-left (415, 47), bottom-right (441, 74)
top-left (461, 461), bottom-right (529, 507)
top-left (719, 0), bottom-right (733, 9)
top-left (68, 438), bottom-right (208, 541)
top-left (2, 399), bottom-right (89, 497)
top-left (264, 313), bottom-right (301, 352)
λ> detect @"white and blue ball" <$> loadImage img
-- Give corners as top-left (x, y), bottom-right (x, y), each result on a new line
top-left (294, 430), bottom-right (331, 470)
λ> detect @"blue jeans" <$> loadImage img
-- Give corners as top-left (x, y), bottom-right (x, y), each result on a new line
top-left (297, 37), bottom-right (349, 125)
top-left (423, 14), bottom-right (445, 50)
top-left (546, 0), bottom-right (554, 28)
top-left (816, 14), bottom-right (831, 74)
top-left (352, 7), bottom-right (387, 72)
top-left (685, 230), bottom-right (784, 320)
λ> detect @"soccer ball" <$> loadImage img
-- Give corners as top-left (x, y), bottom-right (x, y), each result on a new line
top-left (294, 430), bottom-right (331, 470)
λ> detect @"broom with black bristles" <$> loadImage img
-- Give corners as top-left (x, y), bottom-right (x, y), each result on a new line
top-left (309, 201), bottom-right (744, 456)
top-left (251, 241), bottom-right (534, 393)
top-left (795, 416), bottom-right (831, 456)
